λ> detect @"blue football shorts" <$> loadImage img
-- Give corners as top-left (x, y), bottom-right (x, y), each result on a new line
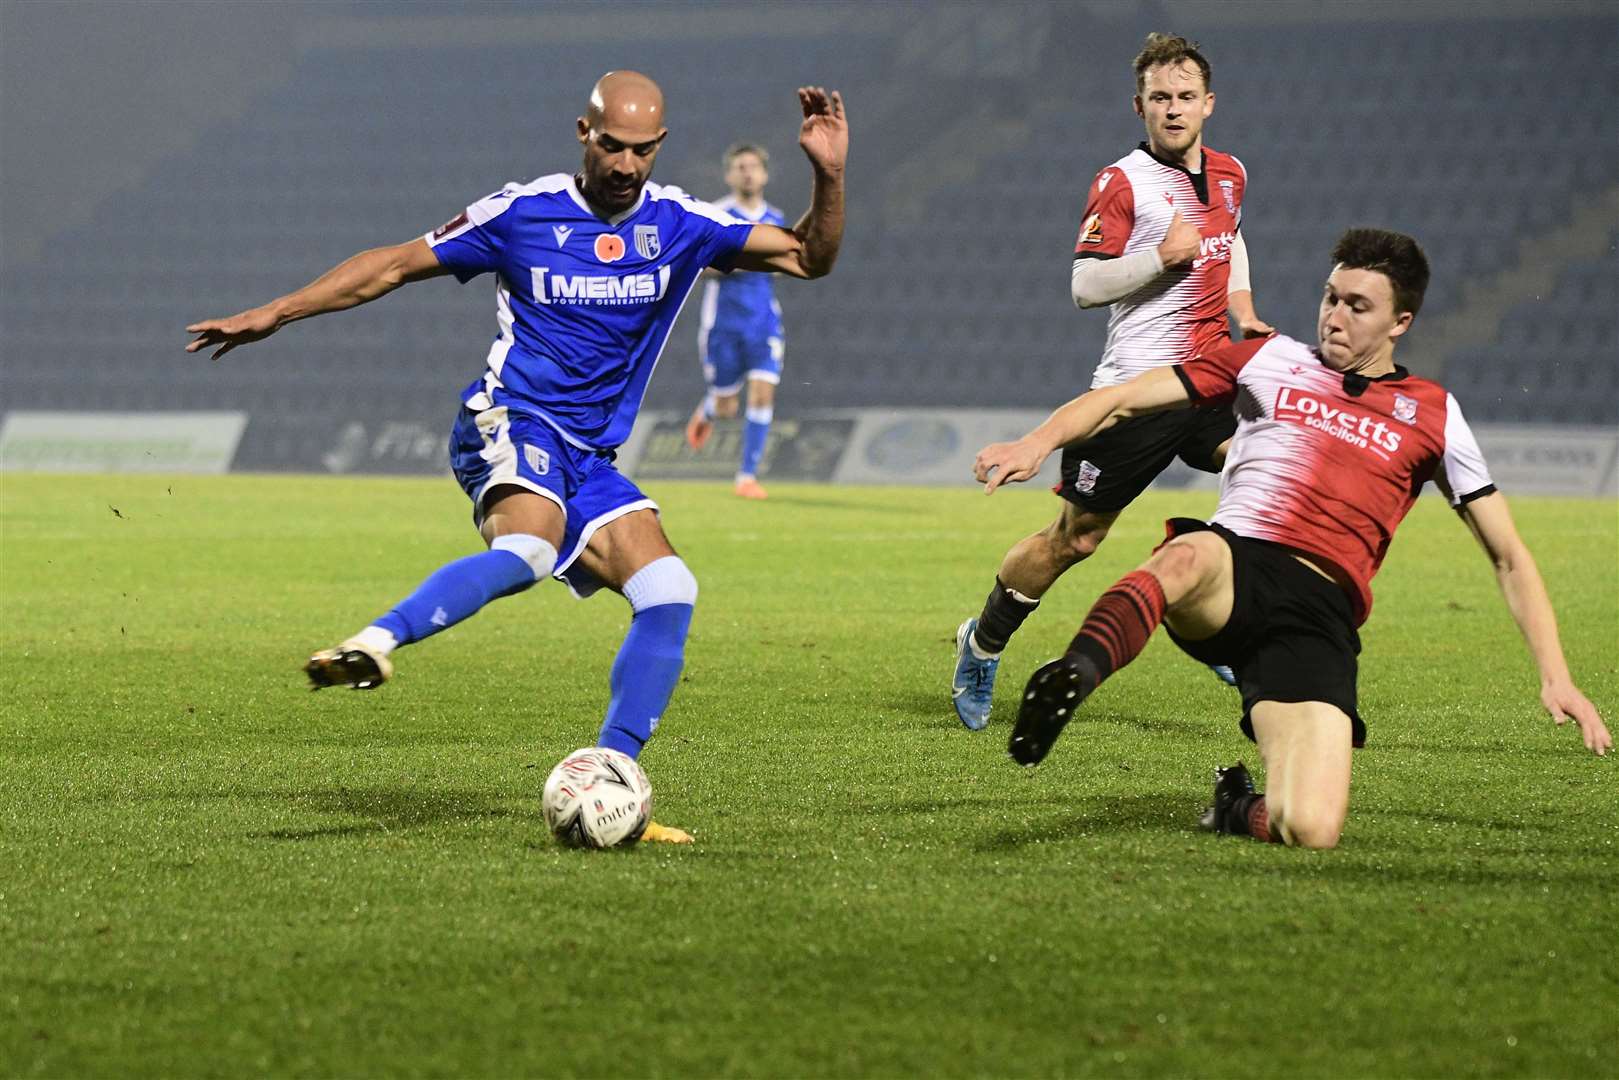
top-left (449, 403), bottom-right (656, 598)
top-left (702, 329), bottom-right (784, 395)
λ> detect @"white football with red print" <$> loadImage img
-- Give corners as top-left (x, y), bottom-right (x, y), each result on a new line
top-left (542, 747), bottom-right (652, 848)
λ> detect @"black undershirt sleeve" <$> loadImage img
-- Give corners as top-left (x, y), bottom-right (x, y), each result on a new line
top-left (1171, 365), bottom-right (1202, 401)
top-left (1454, 484), bottom-right (1498, 507)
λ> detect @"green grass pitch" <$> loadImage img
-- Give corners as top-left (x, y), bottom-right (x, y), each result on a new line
top-left (2, 473), bottom-right (1614, 1077)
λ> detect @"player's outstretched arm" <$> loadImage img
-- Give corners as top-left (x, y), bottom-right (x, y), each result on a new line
top-left (730, 87), bottom-right (846, 279)
top-left (974, 367), bottom-right (1190, 493)
top-left (1458, 491), bottom-right (1611, 755)
top-left (185, 238), bottom-right (447, 361)
top-left (1225, 232), bottom-right (1274, 338)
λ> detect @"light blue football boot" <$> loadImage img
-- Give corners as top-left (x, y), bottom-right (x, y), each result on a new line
top-left (952, 618), bottom-right (1000, 731)
top-left (1209, 664), bottom-right (1238, 687)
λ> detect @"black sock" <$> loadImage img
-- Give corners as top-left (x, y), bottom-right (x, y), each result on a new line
top-left (972, 576), bottom-right (1040, 654)
top-left (1223, 793), bottom-right (1260, 835)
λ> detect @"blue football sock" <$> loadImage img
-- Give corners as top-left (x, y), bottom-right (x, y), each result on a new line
top-left (597, 603), bottom-right (692, 758)
top-left (372, 547), bottom-right (539, 646)
top-left (739, 404), bottom-right (772, 478)
top-left (596, 557), bottom-right (698, 759)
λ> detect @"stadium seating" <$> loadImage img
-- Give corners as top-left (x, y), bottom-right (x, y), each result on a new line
top-left (2, 7), bottom-right (1614, 435)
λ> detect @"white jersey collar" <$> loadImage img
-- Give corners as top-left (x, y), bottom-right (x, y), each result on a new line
top-left (567, 174), bottom-right (648, 226)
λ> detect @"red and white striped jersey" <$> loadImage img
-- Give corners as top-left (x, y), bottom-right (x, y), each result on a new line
top-left (1173, 334), bottom-right (1495, 625)
top-left (1073, 143), bottom-right (1247, 387)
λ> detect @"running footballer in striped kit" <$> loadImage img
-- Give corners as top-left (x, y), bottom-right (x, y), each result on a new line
top-left (950, 33), bottom-right (1274, 731)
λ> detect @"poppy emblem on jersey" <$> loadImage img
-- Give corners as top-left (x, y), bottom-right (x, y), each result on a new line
top-left (432, 211), bottom-right (469, 241)
top-left (595, 233), bottom-right (626, 263)
top-left (1079, 213), bottom-right (1104, 245)
top-left (1075, 459), bottom-right (1102, 495)
top-left (1219, 179), bottom-right (1236, 216)
top-left (634, 225), bottom-right (661, 260)
top-left (1392, 393), bottom-right (1419, 425)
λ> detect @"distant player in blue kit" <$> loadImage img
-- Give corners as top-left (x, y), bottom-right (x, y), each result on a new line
top-left (186, 72), bottom-right (848, 843)
top-left (683, 143), bottom-right (787, 499)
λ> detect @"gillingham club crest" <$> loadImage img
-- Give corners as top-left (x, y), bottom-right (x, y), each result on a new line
top-left (1219, 179), bottom-right (1236, 216)
top-left (524, 443), bottom-right (550, 475)
top-left (1392, 393), bottom-right (1419, 424)
top-left (634, 224), bottom-right (661, 260)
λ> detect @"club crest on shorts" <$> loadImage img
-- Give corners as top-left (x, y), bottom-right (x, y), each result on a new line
top-left (1076, 459), bottom-right (1102, 495)
top-left (1392, 393), bottom-right (1419, 425)
top-left (634, 224), bottom-right (661, 260)
top-left (1219, 179), bottom-right (1236, 216)
top-left (524, 443), bottom-right (550, 475)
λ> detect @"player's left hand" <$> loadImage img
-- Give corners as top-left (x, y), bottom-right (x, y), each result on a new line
top-left (796, 86), bottom-right (847, 175)
top-left (1541, 680), bottom-right (1611, 756)
top-left (1237, 315), bottom-right (1276, 338)
top-left (974, 439), bottom-right (1047, 494)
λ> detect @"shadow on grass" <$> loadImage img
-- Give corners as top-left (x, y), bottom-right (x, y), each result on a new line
top-left (1235, 854), bottom-right (1616, 890)
top-left (888, 690), bottom-right (970, 728)
top-left (1093, 712), bottom-right (1225, 736)
top-left (975, 792), bottom-right (1192, 850)
top-left (247, 786), bottom-right (516, 841)
top-left (887, 688), bottom-right (1217, 739)
top-left (1364, 806), bottom-right (1560, 834)
top-left (881, 791), bottom-right (1087, 815)
top-left (1370, 739), bottom-right (1606, 758)
top-left (760, 492), bottom-right (922, 513)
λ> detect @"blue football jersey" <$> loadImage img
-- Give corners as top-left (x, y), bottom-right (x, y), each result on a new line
top-left (427, 174), bottom-right (754, 450)
top-left (698, 196), bottom-right (786, 342)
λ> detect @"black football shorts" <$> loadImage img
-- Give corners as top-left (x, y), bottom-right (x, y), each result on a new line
top-left (1056, 405), bottom-right (1236, 514)
top-left (1159, 518), bottom-right (1366, 747)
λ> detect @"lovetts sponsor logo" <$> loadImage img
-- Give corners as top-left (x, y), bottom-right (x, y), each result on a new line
top-left (1274, 387), bottom-right (1402, 456)
top-left (531, 266), bottom-right (671, 305)
top-left (1191, 230), bottom-right (1237, 270)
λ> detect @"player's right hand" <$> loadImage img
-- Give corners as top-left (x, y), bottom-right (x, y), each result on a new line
top-left (974, 440), bottom-right (1047, 494)
top-left (1156, 211), bottom-right (1202, 268)
top-left (1541, 679), bottom-right (1612, 756)
top-left (185, 305), bottom-right (282, 361)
